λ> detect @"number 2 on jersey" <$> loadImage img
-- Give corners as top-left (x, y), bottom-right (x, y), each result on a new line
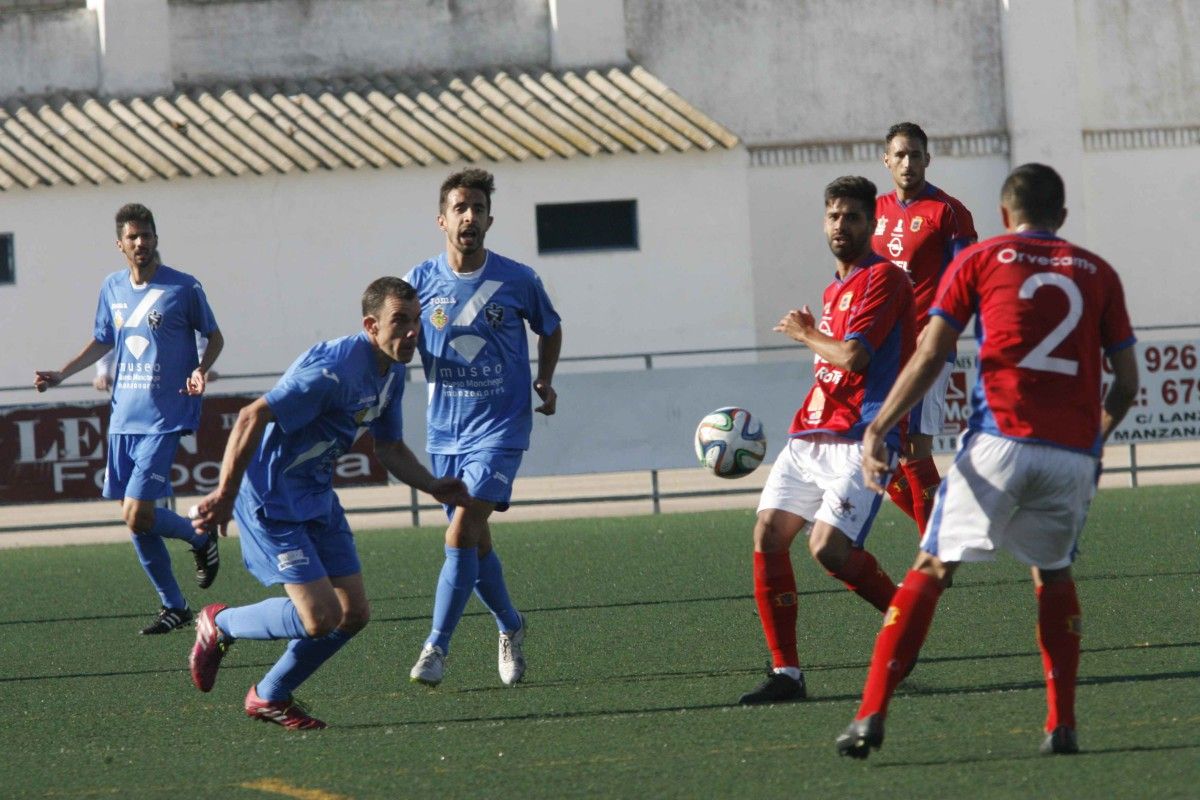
top-left (1016, 272), bottom-right (1083, 376)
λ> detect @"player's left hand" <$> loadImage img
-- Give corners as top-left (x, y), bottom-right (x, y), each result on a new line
top-left (429, 477), bottom-right (471, 507)
top-left (860, 426), bottom-right (892, 494)
top-left (183, 368), bottom-right (207, 396)
top-left (533, 379), bottom-right (557, 415)
top-left (773, 306), bottom-right (817, 343)
top-left (190, 490), bottom-right (235, 537)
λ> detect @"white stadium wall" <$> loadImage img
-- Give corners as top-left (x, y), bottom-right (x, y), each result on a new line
top-left (0, 147), bottom-right (754, 404)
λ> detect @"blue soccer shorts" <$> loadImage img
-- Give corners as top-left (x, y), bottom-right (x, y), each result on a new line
top-left (431, 448), bottom-right (524, 517)
top-left (234, 492), bottom-right (361, 587)
top-left (103, 432), bottom-right (180, 501)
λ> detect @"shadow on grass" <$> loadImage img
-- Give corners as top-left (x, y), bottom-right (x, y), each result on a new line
top-left (2, 567), bottom-right (1197, 627)
top-left (873, 740), bottom-right (1200, 768)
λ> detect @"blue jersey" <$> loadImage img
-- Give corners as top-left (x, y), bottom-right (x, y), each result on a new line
top-left (240, 332), bottom-right (406, 522)
top-left (404, 251), bottom-right (561, 454)
top-left (93, 265), bottom-right (218, 434)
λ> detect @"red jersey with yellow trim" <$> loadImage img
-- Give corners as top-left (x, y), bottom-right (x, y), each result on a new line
top-left (789, 253), bottom-right (916, 451)
top-left (931, 231), bottom-right (1136, 455)
top-left (872, 183), bottom-right (976, 331)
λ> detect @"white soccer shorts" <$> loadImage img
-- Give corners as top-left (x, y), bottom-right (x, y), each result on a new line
top-left (922, 431), bottom-right (1099, 570)
top-left (756, 434), bottom-right (895, 546)
top-left (908, 359), bottom-right (953, 437)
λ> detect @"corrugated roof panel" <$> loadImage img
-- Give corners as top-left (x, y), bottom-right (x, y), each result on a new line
top-left (106, 99), bottom-right (203, 178)
top-left (0, 108), bottom-right (83, 184)
top-left (0, 65), bottom-right (737, 191)
top-left (129, 98), bottom-right (228, 177)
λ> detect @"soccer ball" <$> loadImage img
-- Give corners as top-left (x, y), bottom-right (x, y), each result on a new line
top-left (694, 407), bottom-right (767, 479)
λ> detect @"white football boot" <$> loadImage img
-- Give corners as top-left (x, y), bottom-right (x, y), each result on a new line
top-left (498, 613), bottom-right (527, 686)
top-left (409, 643), bottom-right (446, 686)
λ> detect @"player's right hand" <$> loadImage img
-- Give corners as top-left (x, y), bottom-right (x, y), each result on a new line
top-left (429, 477), bottom-right (471, 507)
top-left (860, 426), bottom-right (892, 494)
top-left (189, 490), bottom-right (236, 537)
top-left (33, 370), bottom-right (64, 392)
top-left (92, 374), bottom-right (113, 392)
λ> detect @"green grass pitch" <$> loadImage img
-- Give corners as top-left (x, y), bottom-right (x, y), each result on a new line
top-left (1, 485), bottom-right (1198, 799)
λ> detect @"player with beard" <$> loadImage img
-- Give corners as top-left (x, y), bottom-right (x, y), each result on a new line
top-left (873, 122), bottom-right (977, 535)
top-left (34, 203), bottom-right (224, 635)
top-left (739, 176), bottom-right (916, 704)
top-left (404, 169), bottom-right (563, 688)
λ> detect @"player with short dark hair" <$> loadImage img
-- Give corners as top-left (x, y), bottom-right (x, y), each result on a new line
top-left (739, 175), bottom-right (916, 704)
top-left (34, 203), bottom-right (224, 635)
top-left (873, 122), bottom-right (977, 536)
top-left (837, 163), bottom-right (1139, 758)
top-left (186, 277), bottom-right (469, 729)
top-left (404, 168), bottom-right (563, 688)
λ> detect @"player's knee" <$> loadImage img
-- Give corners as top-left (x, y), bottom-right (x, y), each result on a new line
top-left (753, 514), bottom-right (792, 552)
top-left (340, 605), bottom-right (370, 634)
top-left (303, 604), bottom-right (342, 638)
top-left (809, 535), bottom-right (849, 573)
top-left (125, 506), bottom-right (154, 533)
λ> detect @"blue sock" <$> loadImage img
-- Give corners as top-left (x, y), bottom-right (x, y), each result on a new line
top-left (427, 545), bottom-right (479, 653)
top-left (130, 533), bottom-right (186, 610)
top-left (149, 507), bottom-right (208, 549)
top-left (474, 549), bottom-right (521, 633)
top-left (215, 597), bottom-right (307, 640)
top-left (257, 628), bottom-right (355, 701)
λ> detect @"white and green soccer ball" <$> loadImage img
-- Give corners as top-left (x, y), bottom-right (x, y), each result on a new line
top-left (694, 407), bottom-right (766, 479)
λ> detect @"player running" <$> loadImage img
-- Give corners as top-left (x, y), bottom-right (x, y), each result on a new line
top-left (34, 203), bottom-right (224, 635)
top-left (404, 168), bottom-right (562, 688)
top-left (836, 163), bottom-right (1139, 758)
top-left (872, 122), bottom-right (977, 534)
top-left (739, 176), bottom-right (916, 704)
top-left (186, 278), bottom-right (469, 729)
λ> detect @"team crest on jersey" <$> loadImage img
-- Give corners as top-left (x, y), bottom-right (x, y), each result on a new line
top-left (910, 216), bottom-right (923, 232)
top-left (874, 217), bottom-right (888, 236)
top-left (147, 309), bottom-right (163, 330)
top-left (839, 292), bottom-right (853, 311)
top-left (113, 310), bottom-right (125, 330)
top-left (484, 302), bottom-right (504, 330)
top-left (431, 306), bottom-right (449, 331)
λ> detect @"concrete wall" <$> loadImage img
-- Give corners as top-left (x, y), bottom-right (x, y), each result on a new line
top-left (2, 147), bottom-right (754, 404)
top-left (0, 4), bottom-right (96, 96)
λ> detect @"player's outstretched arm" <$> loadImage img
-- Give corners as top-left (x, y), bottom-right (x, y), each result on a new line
top-left (374, 439), bottom-right (471, 506)
top-left (534, 325), bottom-right (562, 415)
top-left (34, 339), bottom-right (113, 392)
top-left (191, 396), bottom-right (273, 536)
top-left (1100, 346), bottom-right (1139, 442)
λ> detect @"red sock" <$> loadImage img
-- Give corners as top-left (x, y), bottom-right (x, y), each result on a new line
top-left (857, 569), bottom-right (943, 720)
top-left (829, 548), bottom-right (897, 613)
top-left (1036, 581), bottom-right (1082, 731)
top-left (903, 458), bottom-right (941, 533)
top-left (886, 472), bottom-right (918, 524)
top-left (753, 551), bottom-right (800, 669)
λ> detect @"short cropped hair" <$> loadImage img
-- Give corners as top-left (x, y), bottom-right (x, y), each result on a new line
top-left (824, 176), bottom-right (877, 217)
top-left (1001, 163), bottom-right (1065, 226)
top-left (885, 122), bottom-right (929, 151)
top-left (362, 276), bottom-right (417, 317)
top-left (439, 168), bottom-right (495, 213)
top-left (115, 203), bottom-right (156, 237)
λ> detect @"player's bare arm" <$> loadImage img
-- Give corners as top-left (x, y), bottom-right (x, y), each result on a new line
top-left (191, 396), bottom-right (274, 535)
top-left (374, 439), bottom-right (470, 507)
top-left (861, 317), bottom-right (958, 492)
top-left (34, 339), bottom-right (114, 392)
top-left (185, 327), bottom-right (225, 396)
top-left (1100, 346), bottom-right (1139, 441)
top-left (775, 306), bottom-right (871, 373)
top-left (534, 325), bottom-right (562, 415)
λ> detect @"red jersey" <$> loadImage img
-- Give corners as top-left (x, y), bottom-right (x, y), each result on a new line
top-left (872, 183), bottom-right (976, 330)
top-left (790, 253), bottom-right (916, 450)
top-left (931, 231), bottom-right (1136, 454)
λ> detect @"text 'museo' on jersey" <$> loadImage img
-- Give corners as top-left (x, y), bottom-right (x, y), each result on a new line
top-left (92, 265), bottom-right (218, 435)
top-left (404, 251), bottom-right (561, 455)
top-left (931, 231), bottom-right (1135, 454)
top-left (241, 332), bottom-right (406, 522)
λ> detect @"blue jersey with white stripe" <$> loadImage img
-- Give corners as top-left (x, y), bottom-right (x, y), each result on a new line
top-left (93, 265), bottom-right (218, 434)
top-left (404, 251), bottom-right (561, 454)
top-left (240, 333), bottom-right (406, 522)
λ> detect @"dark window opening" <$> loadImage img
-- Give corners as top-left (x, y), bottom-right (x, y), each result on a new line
top-left (0, 234), bottom-right (13, 285)
top-left (536, 199), bottom-right (638, 254)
